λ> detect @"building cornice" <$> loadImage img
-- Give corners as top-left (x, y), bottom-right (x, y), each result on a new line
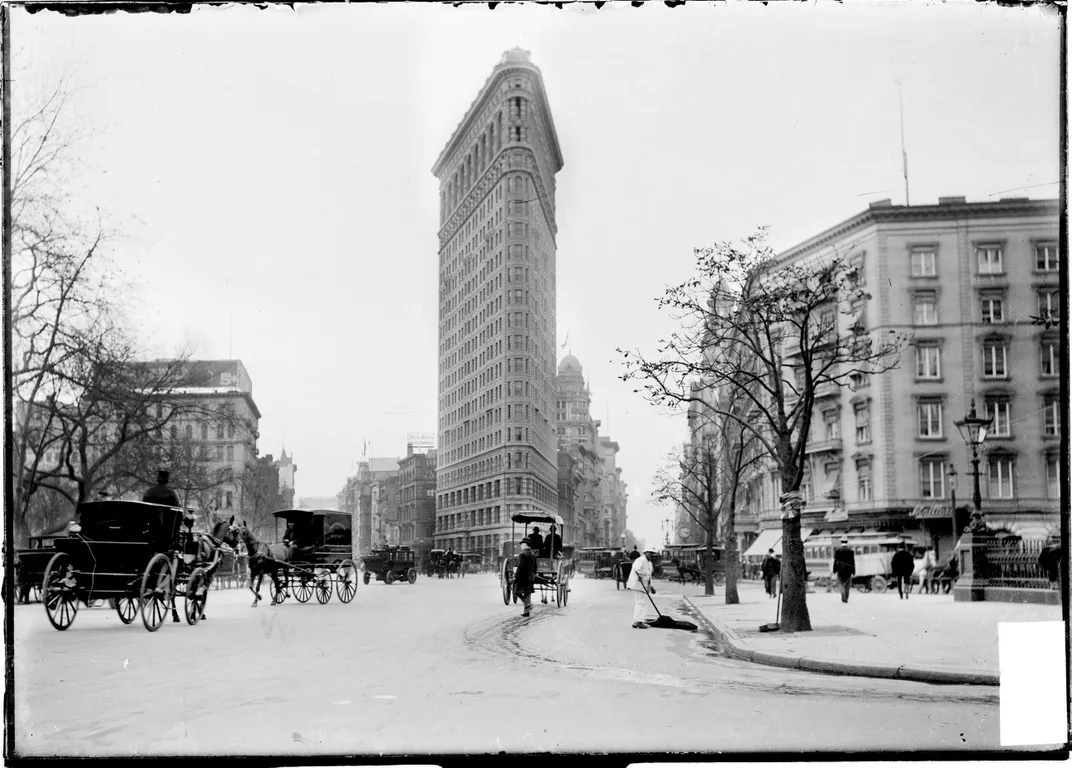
top-left (777, 198), bottom-right (1060, 264)
top-left (432, 59), bottom-right (563, 179)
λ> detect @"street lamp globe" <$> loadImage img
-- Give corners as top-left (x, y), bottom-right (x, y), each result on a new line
top-left (953, 399), bottom-right (993, 531)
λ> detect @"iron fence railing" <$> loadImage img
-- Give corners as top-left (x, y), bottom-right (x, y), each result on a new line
top-left (984, 538), bottom-right (1051, 589)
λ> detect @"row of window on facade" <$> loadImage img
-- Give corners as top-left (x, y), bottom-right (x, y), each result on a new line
top-left (821, 393), bottom-right (1060, 447)
top-left (906, 242), bottom-right (1058, 278)
top-left (911, 288), bottom-right (1060, 326)
top-left (438, 506), bottom-right (503, 532)
top-left (909, 336), bottom-right (1059, 378)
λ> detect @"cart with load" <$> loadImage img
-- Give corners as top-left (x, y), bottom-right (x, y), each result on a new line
top-left (41, 500), bottom-right (221, 632)
top-left (499, 511), bottom-right (573, 607)
top-left (361, 545), bottom-right (418, 585)
top-left (261, 509), bottom-right (359, 604)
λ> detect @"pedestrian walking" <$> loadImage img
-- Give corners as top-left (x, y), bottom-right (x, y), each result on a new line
top-left (626, 547), bottom-right (657, 629)
top-left (514, 538), bottom-right (537, 617)
top-left (761, 549), bottom-right (780, 598)
top-left (832, 537), bottom-right (856, 603)
top-left (891, 542), bottom-right (915, 600)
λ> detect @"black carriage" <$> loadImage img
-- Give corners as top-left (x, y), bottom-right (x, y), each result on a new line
top-left (361, 545), bottom-right (418, 585)
top-left (267, 509), bottom-right (359, 604)
top-left (429, 548), bottom-right (461, 578)
top-left (15, 533), bottom-right (69, 603)
top-left (663, 544), bottom-right (726, 585)
top-left (40, 500), bottom-right (216, 632)
top-left (499, 511), bottom-right (573, 608)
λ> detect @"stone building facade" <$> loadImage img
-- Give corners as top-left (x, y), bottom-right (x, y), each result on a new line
top-left (398, 445), bottom-right (438, 561)
top-left (432, 49), bottom-right (564, 555)
top-left (739, 196), bottom-right (1061, 561)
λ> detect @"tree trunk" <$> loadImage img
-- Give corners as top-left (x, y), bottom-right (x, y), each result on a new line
top-left (724, 497), bottom-right (741, 604)
top-left (704, 512), bottom-right (715, 596)
top-left (779, 514), bottom-right (811, 631)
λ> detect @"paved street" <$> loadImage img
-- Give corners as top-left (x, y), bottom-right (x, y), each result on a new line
top-left (16, 573), bottom-right (1004, 756)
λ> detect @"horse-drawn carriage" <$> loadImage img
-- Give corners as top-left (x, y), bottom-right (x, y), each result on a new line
top-left (428, 548), bottom-right (461, 578)
top-left (362, 546), bottom-right (418, 585)
top-left (234, 509), bottom-right (359, 606)
top-left (39, 500), bottom-right (226, 632)
top-left (499, 511), bottom-right (573, 607)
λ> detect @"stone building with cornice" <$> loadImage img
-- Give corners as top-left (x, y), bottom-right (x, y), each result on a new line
top-left (432, 49), bottom-right (564, 555)
top-left (742, 196), bottom-right (1061, 564)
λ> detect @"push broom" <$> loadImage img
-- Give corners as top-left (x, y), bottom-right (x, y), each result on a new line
top-left (640, 576), bottom-right (697, 631)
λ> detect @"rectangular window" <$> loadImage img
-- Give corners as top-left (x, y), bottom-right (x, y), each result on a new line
top-left (911, 249), bottom-right (936, 277)
top-left (915, 344), bottom-right (941, 379)
top-left (977, 245), bottom-right (1003, 274)
top-left (225, 491), bottom-right (233, 508)
top-left (917, 401), bottom-right (943, 438)
top-left (986, 398), bottom-right (1010, 437)
top-left (913, 293), bottom-right (938, 325)
top-left (919, 459), bottom-right (946, 499)
top-left (1044, 396), bottom-right (1060, 437)
top-left (824, 411), bottom-right (840, 441)
top-left (216, 424), bottom-right (224, 440)
top-left (983, 341), bottom-right (1008, 378)
top-left (988, 456), bottom-right (1015, 499)
top-left (857, 465), bottom-right (873, 502)
top-left (1041, 340), bottom-right (1059, 377)
top-left (1047, 454), bottom-right (1060, 498)
top-left (980, 296), bottom-right (1004, 324)
top-left (226, 445), bottom-right (235, 462)
top-left (1037, 289), bottom-right (1060, 323)
top-left (854, 404), bottom-right (871, 443)
top-left (1036, 242), bottom-right (1059, 272)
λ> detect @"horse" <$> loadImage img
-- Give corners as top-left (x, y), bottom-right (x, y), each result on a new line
top-left (165, 516), bottom-right (238, 622)
top-left (233, 520), bottom-right (290, 607)
top-left (912, 548), bottom-right (938, 594)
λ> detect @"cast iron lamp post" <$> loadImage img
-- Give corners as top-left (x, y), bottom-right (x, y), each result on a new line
top-left (947, 465), bottom-right (958, 541)
top-left (953, 399), bottom-right (992, 532)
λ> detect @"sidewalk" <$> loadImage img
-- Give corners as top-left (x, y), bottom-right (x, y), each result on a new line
top-left (679, 580), bottom-right (1063, 685)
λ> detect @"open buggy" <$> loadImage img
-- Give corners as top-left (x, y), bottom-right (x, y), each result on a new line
top-left (262, 509), bottom-right (359, 604)
top-left (40, 500), bottom-right (219, 632)
top-left (362, 545), bottom-right (418, 585)
top-left (499, 511), bottom-right (573, 607)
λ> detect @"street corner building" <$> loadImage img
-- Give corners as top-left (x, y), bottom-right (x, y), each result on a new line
top-left (432, 49), bottom-right (564, 556)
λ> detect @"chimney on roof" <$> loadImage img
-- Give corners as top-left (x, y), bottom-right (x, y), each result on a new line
top-left (938, 196), bottom-right (967, 205)
top-left (868, 199), bottom-right (894, 209)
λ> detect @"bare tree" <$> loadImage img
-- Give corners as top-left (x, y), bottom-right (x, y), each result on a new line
top-left (620, 227), bottom-right (906, 631)
top-left (235, 458), bottom-right (283, 541)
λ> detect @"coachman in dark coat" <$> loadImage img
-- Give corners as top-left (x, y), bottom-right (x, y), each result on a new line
top-left (142, 470), bottom-right (180, 507)
top-left (514, 538), bottom-right (537, 618)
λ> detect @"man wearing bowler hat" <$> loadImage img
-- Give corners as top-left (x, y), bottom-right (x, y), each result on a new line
top-left (514, 537), bottom-right (537, 618)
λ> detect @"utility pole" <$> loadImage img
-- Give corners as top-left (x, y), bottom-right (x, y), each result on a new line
top-left (896, 79), bottom-right (910, 206)
top-left (2, 7), bottom-right (15, 758)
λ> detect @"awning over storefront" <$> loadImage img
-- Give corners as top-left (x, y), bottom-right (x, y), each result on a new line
top-left (744, 529), bottom-right (783, 559)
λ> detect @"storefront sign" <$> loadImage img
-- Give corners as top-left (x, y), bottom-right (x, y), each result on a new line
top-left (910, 505), bottom-right (951, 519)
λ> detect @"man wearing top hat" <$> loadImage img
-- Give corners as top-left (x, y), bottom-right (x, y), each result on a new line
top-left (832, 536), bottom-right (856, 603)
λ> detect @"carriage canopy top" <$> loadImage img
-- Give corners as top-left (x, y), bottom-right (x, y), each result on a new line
top-left (510, 511), bottom-right (565, 527)
top-left (76, 500), bottom-right (186, 547)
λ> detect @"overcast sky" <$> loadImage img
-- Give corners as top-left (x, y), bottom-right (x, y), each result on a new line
top-left (14, 2), bottom-right (1060, 548)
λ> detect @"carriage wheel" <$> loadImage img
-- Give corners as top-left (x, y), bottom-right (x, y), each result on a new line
top-left (336, 561), bottom-right (358, 603)
top-left (140, 554), bottom-right (174, 632)
top-left (43, 552), bottom-right (79, 631)
top-left (500, 560), bottom-right (512, 605)
top-left (407, 567), bottom-right (417, 585)
top-left (184, 567), bottom-right (209, 625)
top-left (269, 574), bottom-right (287, 604)
top-left (293, 576), bottom-right (314, 603)
top-left (385, 570), bottom-right (396, 586)
top-left (315, 571), bottom-right (333, 604)
top-left (363, 571), bottom-right (371, 585)
top-left (115, 595), bottom-right (139, 625)
top-left (871, 575), bottom-right (888, 593)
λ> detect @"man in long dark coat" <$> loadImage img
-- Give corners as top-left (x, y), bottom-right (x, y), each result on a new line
top-left (832, 537), bottom-right (856, 603)
top-left (890, 542), bottom-right (915, 600)
top-left (761, 548), bottom-right (780, 598)
top-left (514, 537), bottom-right (537, 618)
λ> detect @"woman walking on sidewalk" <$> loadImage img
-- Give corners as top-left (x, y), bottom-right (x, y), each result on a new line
top-left (626, 548), bottom-right (657, 629)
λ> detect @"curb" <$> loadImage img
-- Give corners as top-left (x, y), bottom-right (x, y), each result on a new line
top-left (681, 595), bottom-right (998, 686)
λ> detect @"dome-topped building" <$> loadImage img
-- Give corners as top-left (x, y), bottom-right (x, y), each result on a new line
top-left (555, 354), bottom-right (596, 451)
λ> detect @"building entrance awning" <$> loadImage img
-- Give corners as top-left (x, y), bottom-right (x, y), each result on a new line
top-left (744, 529), bottom-right (783, 559)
